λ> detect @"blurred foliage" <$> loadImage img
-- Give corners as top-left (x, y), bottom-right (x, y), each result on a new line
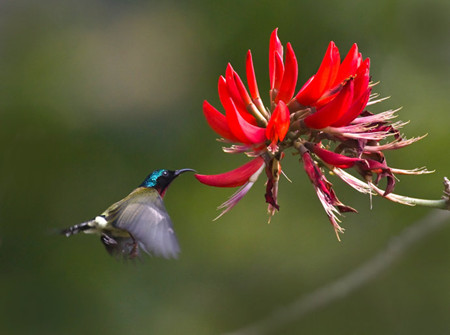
top-left (0, 0), bottom-right (449, 334)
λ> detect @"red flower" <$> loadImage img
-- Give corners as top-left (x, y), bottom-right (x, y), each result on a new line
top-left (196, 29), bottom-right (428, 238)
top-left (292, 42), bottom-right (371, 129)
top-left (196, 29), bottom-right (295, 216)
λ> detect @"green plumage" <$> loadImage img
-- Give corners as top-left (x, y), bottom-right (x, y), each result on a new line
top-left (101, 187), bottom-right (179, 259)
top-left (61, 168), bottom-right (194, 260)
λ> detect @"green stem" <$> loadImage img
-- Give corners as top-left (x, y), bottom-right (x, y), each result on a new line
top-left (390, 195), bottom-right (449, 210)
top-left (369, 177), bottom-right (450, 210)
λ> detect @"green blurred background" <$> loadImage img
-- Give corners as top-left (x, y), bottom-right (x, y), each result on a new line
top-left (0, 0), bottom-right (449, 334)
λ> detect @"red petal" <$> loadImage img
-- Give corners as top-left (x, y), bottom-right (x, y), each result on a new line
top-left (304, 79), bottom-right (354, 129)
top-left (353, 58), bottom-right (370, 101)
top-left (218, 77), bottom-right (249, 143)
top-left (225, 64), bottom-right (246, 110)
top-left (246, 50), bottom-right (267, 114)
top-left (218, 76), bottom-right (257, 132)
top-left (272, 51), bottom-right (284, 91)
top-left (226, 67), bottom-right (258, 126)
top-left (202, 100), bottom-right (241, 142)
top-left (275, 43), bottom-right (298, 104)
top-left (218, 75), bottom-right (230, 104)
top-left (309, 144), bottom-right (360, 168)
top-left (195, 157), bottom-right (265, 187)
top-left (295, 41), bottom-right (340, 106)
top-left (226, 97), bottom-right (266, 144)
top-left (233, 70), bottom-right (252, 106)
top-left (266, 101), bottom-right (290, 142)
top-left (301, 150), bottom-right (322, 186)
top-left (317, 52), bottom-right (366, 110)
top-left (313, 82), bottom-right (343, 108)
top-left (269, 28), bottom-right (283, 90)
top-left (246, 50), bottom-right (260, 101)
top-left (333, 43), bottom-right (361, 86)
top-left (294, 75), bottom-right (314, 104)
top-left (331, 87), bottom-right (371, 127)
top-left (233, 71), bottom-right (266, 122)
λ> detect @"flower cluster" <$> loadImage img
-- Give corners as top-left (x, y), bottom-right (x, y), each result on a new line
top-left (195, 29), bottom-right (430, 239)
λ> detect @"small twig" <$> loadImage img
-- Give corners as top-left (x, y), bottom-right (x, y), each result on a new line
top-left (222, 210), bottom-right (450, 335)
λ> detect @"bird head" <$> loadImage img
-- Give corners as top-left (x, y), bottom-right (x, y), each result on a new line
top-left (140, 168), bottom-right (195, 197)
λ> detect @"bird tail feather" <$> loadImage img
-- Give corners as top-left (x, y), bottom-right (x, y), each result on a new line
top-left (61, 221), bottom-right (94, 237)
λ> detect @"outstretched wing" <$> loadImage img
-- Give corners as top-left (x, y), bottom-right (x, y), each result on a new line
top-left (105, 187), bottom-right (180, 259)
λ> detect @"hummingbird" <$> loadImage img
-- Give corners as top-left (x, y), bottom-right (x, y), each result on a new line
top-left (61, 168), bottom-right (195, 260)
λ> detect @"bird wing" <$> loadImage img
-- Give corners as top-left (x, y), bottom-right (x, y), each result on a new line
top-left (105, 187), bottom-right (180, 259)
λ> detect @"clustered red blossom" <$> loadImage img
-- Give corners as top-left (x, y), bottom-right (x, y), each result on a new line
top-left (195, 28), bottom-right (429, 239)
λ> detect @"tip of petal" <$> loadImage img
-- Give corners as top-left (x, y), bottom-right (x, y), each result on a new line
top-left (194, 157), bottom-right (265, 187)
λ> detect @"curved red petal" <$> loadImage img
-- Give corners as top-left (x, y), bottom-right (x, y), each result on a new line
top-left (304, 79), bottom-right (354, 129)
top-left (202, 100), bottom-right (241, 142)
top-left (233, 71), bottom-right (265, 122)
top-left (315, 46), bottom-right (363, 109)
top-left (226, 97), bottom-right (266, 144)
top-left (295, 41), bottom-right (340, 106)
top-left (225, 64), bottom-right (246, 109)
top-left (218, 76), bottom-right (257, 133)
top-left (246, 50), bottom-right (260, 101)
top-left (269, 28), bottom-right (283, 90)
top-left (218, 75), bottom-right (230, 104)
top-left (309, 144), bottom-right (360, 168)
top-left (273, 52), bottom-right (284, 90)
top-left (219, 77), bottom-right (249, 143)
top-left (313, 83), bottom-right (343, 108)
top-left (266, 101), bottom-right (290, 142)
top-left (195, 157), bottom-right (265, 187)
top-left (277, 101), bottom-right (290, 141)
top-left (223, 67), bottom-right (258, 126)
top-left (333, 43), bottom-right (361, 86)
top-left (331, 87), bottom-right (371, 127)
top-left (294, 75), bottom-right (314, 104)
top-left (272, 51), bottom-right (284, 91)
top-left (275, 43), bottom-right (298, 104)
top-left (246, 50), bottom-right (267, 114)
top-left (353, 58), bottom-right (370, 101)
top-left (233, 70), bottom-right (252, 106)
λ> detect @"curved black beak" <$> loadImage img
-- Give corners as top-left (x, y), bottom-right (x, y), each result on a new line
top-left (174, 168), bottom-right (196, 176)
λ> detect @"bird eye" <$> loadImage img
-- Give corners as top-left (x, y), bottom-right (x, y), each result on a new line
top-left (162, 171), bottom-right (169, 177)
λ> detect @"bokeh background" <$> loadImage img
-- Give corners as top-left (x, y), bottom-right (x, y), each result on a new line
top-left (0, 0), bottom-right (449, 334)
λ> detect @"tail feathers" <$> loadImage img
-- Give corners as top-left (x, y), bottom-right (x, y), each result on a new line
top-left (61, 221), bottom-right (95, 237)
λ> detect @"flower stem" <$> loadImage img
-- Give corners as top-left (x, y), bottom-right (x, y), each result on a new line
top-left (370, 177), bottom-right (450, 210)
top-left (387, 195), bottom-right (448, 209)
